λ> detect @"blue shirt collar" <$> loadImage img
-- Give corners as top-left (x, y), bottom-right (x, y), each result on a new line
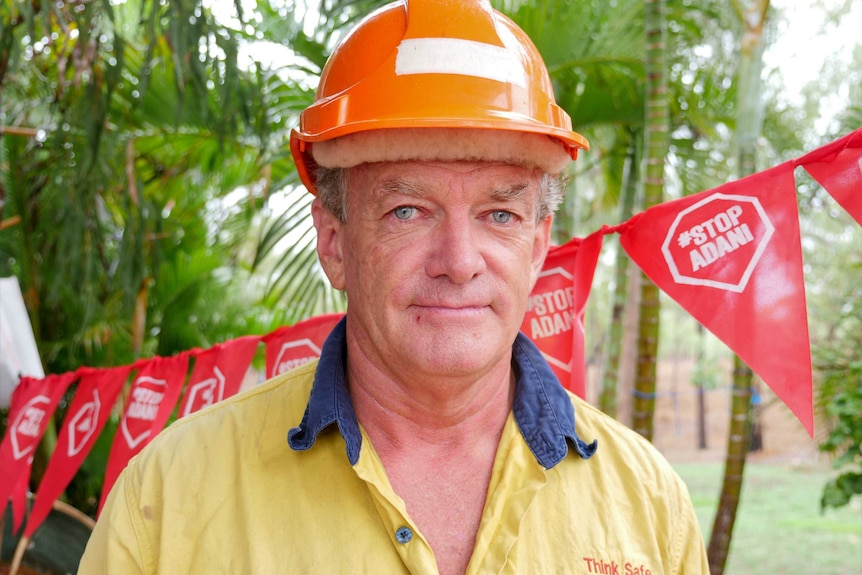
top-left (287, 317), bottom-right (597, 467)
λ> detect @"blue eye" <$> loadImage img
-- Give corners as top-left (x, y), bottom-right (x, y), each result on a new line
top-left (393, 206), bottom-right (416, 220)
top-left (491, 211), bottom-right (512, 224)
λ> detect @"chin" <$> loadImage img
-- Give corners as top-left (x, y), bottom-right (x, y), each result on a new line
top-left (408, 336), bottom-right (509, 378)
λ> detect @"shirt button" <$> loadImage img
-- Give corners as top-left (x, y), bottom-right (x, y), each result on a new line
top-left (395, 526), bottom-right (413, 544)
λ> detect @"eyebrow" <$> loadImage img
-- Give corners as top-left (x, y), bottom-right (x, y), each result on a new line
top-left (490, 182), bottom-right (529, 202)
top-left (377, 178), bottom-right (428, 199)
top-left (376, 179), bottom-right (530, 202)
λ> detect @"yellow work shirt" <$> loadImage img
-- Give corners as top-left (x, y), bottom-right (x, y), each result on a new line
top-left (80, 321), bottom-right (708, 574)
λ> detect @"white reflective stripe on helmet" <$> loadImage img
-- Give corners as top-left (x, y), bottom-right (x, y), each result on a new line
top-left (395, 38), bottom-right (528, 88)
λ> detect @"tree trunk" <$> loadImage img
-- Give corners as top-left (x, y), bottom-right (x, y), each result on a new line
top-left (708, 356), bottom-right (754, 572)
top-left (697, 324), bottom-right (708, 450)
top-left (697, 381), bottom-right (707, 449)
top-left (632, 0), bottom-right (668, 440)
top-left (749, 379), bottom-right (763, 452)
top-left (132, 277), bottom-right (151, 356)
top-left (599, 132), bottom-right (641, 418)
top-left (707, 1), bottom-right (770, 571)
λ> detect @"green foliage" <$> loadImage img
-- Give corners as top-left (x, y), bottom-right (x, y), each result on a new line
top-left (820, 471), bottom-right (862, 511)
top-left (816, 314), bottom-right (862, 511)
top-left (692, 358), bottom-right (723, 390)
top-left (0, 0), bottom-right (332, 514)
top-left (802, 171), bottom-right (862, 512)
top-left (1, 0), bottom-right (268, 370)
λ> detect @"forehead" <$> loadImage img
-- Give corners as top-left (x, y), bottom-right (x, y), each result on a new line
top-left (346, 161), bottom-right (540, 199)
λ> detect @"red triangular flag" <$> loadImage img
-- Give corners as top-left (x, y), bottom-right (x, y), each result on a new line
top-left (178, 335), bottom-right (260, 418)
top-left (10, 472), bottom-right (28, 533)
top-left (263, 314), bottom-right (344, 378)
top-left (797, 127), bottom-right (862, 226)
top-left (0, 372), bottom-right (77, 531)
top-left (619, 162), bottom-right (814, 435)
top-left (24, 365), bottom-right (131, 538)
top-left (100, 354), bottom-right (189, 512)
top-left (0, 373), bottom-right (77, 516)
top-left (521, 230), bottom-right (604, 398)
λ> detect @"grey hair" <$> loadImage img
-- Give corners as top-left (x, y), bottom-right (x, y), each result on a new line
top-left (314, 166), bottom-right (566, 224)
top-left (315, 165), bottom-right (351, 222)
top-left (537, 172), bottom-right (565, 221)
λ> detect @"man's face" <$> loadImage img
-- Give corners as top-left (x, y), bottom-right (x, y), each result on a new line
top-left (313, 161), bottom-right (552, 382)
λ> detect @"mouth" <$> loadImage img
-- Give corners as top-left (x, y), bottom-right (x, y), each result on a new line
top-left (410, 303), bottom-right (490, 318)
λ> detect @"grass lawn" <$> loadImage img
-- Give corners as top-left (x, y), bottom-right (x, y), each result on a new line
top-left (674, 462), bottom-right (862, 574)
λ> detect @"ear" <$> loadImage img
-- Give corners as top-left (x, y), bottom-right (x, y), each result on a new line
top-left (529, 215), bottom-right (552, 290)
top-left (312, 198), bottom-right (346, 290)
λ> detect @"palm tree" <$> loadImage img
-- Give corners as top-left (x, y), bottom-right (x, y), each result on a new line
top-left (707, 1), bottom-right (770, 572)
top-left (599, 129), bottom-right (641, 417)
top-left (629, 0), bottom-right (669, 441)
top-left (0, 0), bottom-right (283, 516)
top-left (1, 0), bottom-right (266, 366)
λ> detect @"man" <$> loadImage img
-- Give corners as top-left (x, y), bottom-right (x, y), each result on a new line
top-left (80, 0), bottom-right (709, 573)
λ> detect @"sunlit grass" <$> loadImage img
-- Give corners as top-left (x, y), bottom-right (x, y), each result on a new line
top-left (675, 462), bottom-right (862, 574)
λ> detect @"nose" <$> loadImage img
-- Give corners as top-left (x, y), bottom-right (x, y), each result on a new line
top-left (424, 216), bottom-right (487, 283)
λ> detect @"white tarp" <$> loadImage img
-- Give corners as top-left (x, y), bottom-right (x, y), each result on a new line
top-left (0, 276), bottom-right (44, 408)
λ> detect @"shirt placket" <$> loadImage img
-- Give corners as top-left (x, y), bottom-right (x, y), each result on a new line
top-left (466, 415), bottom-right (549, 575)
top-left (353, 432), bottom-right (441, 575)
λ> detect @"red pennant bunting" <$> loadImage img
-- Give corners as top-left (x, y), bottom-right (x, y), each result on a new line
top-left (797, 127), bottom-right (862, 226)
top-left (263, 314), bottom-right (344, 378)
top-left (522, 238), bottom-right (579, 391)
top-left (100, 354), bottom-right (189, 513)
top-left (10, 472), bottom-right (28, 532)
top-left (619, 162), bottom-right (814, 435)
top-left (520, 231), bottom-right (604, 398)
top-left (24, 365), bottom-right (132, 538)
top-left (178, 335), bottom-right (260, 418)
top-left (12, 133), bottom-right (852, 516)
top-left (0, 373), bottom-right (77, 520)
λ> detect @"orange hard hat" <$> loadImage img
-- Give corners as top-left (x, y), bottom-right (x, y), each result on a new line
top-left (290, 0), bottom-right (589, 194)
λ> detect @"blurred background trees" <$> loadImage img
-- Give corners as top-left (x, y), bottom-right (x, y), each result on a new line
top-left (0, 0), bottom-right (859, 554)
